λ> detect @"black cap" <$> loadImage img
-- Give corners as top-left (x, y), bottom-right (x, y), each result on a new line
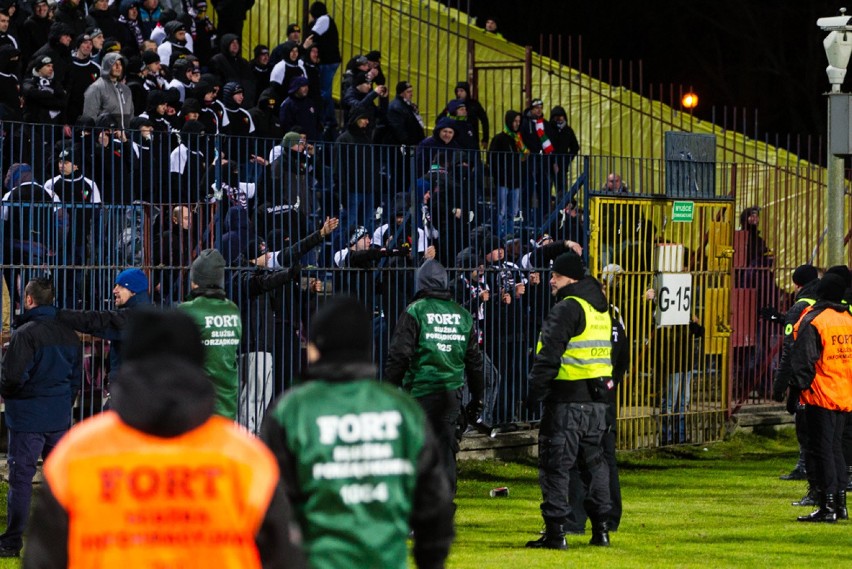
top-left (818, 273), bottom-right (847, 303)
top-left (396, 80), bottom-right (412, 95)
top-left (309, 297), bottom-right (372, 363)
top-left (792, 264), bottom-right (818, 287)
top-left (142, 50), bottom-right (160, 65)
top-left (551, 251), bottom-right (585, 279)
top-left (826, 265), bottom-right (852, 288)
top-left (286, 23), bottom-right (301, 35)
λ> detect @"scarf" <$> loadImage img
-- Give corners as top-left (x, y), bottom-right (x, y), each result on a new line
top-left (504, 124), bottom-right (529, 156)
top-left (535, 118), bottom-right (553, 154)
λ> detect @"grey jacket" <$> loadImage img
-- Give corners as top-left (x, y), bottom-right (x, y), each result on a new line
top-left (81, 53), bottom-right (134, 129)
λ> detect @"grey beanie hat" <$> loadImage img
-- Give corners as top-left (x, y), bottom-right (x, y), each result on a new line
top-left (282, 131), bottom-right (302, 149)
top-left (190, 249), bottom-right (226, 288)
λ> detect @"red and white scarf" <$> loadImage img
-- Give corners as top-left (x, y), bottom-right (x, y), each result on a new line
top-left (535, 119), bottom-right (553, 154)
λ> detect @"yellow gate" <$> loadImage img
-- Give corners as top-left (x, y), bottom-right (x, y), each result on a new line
top-left (588, 195), bottom-right (734, 449)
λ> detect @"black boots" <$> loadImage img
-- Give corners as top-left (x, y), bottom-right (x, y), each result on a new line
top-left (526, 521), bottom-right (567, 550)
top-left (792, 484), bottom-right (818, 507)
top-left (589, 522), bottom-right (611, 547)
top-left (838, 490), bottom-right (848, 521)
top-left (797, 493), bottom-right (838, 523)
top-left (780, 466), bottom-right (807, 481)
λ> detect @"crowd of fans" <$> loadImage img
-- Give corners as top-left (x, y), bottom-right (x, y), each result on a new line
top-left (0, 0), bottom-right (594, 428)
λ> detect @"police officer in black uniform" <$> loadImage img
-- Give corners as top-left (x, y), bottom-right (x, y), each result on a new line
top-left (525, 251), bottom-right (613, 550)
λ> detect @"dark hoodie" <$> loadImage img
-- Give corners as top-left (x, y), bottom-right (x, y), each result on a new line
top-left (487, 110), bottom-right (524, 188)
top-left (157, 20), bottom-right (192, 69)
top-left (528, 276), bottom-right (613, 403)
top-left (415, 116), bottom-right (460, 175)
top-left (549, 105), bottom-right (580, 156)
top-left (209, 33), bottom-right (256, 106)
top-left (30, 22), bottom-right (74, 85)
top-left (248, 86), bottom-right (283, 142)
top-left (307, 1), bottom-right (341, 64)
top-left (0, 45), bottom-right (21, 119)
top-left (442, 81), bottom-right (489, 144)
top-left (269, 40), bottom-right (306, 99)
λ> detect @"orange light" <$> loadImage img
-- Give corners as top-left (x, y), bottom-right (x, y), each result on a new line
top-left (681, 92), bottom-right (699, 109)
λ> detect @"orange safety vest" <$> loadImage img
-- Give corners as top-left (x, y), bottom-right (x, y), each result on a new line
top-left (796, 308), bottom-right (852, 412)
top-left (43, 411), bottom-right (279, 569)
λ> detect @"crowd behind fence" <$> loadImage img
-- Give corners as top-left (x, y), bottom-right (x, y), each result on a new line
top-left (0, 121), bottom-right (790, 447)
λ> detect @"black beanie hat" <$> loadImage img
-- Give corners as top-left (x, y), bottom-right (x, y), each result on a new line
top-left (825, 264), bottom-right (852, 288)
top-left (396, 80), bottom-right (412, 95)
top-left (792, 264), bottom-right (819, 287)
top-left (551, 251), bottom-right (585, 279)
top-left (121, 308), bottom-right (204, 366)
top-left (818, 273), bottom-right (847, 302)
top-left (309, 297), bottom-right (372, 362)
top-left (190, 248), bottom-right (226, 288)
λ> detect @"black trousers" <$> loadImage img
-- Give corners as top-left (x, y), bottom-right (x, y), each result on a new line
top-left (805, 405), bottom-right (848, 495)
top-left (417, 389), bottom-right (462, 495)
top-left (565, 403), bottom-right (622, 531)
top-left (538, 401), bottom-right (611, 525)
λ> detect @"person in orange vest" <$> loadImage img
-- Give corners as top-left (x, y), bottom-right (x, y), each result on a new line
top-left (22, 308), bottom-right (307, 568)
top-left (790, 273), bottom-right (852, 523)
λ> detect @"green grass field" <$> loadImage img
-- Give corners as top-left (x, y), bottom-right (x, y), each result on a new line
top-left (0, 430), bottom-right (846, 568)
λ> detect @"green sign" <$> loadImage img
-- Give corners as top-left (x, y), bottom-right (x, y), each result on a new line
top-left (672, 201), bottom-right (695, 222)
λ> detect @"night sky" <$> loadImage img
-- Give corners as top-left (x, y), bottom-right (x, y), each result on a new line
top-left (454, 0), bottom-right (846, 143)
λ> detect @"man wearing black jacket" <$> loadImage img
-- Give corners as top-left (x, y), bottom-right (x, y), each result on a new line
top-left (525, 251), bottom-right (613, 550)
top-left (0, 278), bottom-right (81, 559)
top-left (767, 264), bottom-right (821, 502)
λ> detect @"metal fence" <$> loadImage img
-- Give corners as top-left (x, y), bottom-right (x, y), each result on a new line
top-left (0, 120), bottom-right (821, 448)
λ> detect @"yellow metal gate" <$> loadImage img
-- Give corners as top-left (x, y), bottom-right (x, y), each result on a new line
top-left (588, 195), bottom-right (734, 449)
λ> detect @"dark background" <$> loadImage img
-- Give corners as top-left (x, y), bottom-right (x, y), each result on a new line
top-left (449, 0), bottom-right (846, 142)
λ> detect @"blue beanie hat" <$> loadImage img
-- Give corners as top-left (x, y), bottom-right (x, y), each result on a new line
top-left (115, 268), bottom-right (149, 294)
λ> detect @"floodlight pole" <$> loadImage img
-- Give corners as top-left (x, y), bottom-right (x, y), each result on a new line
top-left (819, 9), bottom-right (852, 266)
top-left (827, 95), bottom-right (846, 267)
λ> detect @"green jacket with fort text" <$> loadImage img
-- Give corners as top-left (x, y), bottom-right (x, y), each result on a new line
top-left (178, 289), bottom-right (242, 419)
top-left (260, 361), bottom-right (454, 569)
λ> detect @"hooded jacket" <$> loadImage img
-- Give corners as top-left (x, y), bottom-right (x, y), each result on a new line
top-left (384, 260), bottom-right (485, 400)
top-left (81, 52), bottom-right (134, 129)
top-left (415, 116), bottom-right (460, 175)
top-left (0, 45), bottom-right (21, 119)
top-left (442, 81), bottom-right (489, 143)
top-left (549, 105), bottom-right (580, 156)
top-left (209, 34), bottom-right (257, 105)
top-left (487, 110), bottom-right (525, 188)
top-left (269, 40), bottom-right (306, 97)
top-left (307, 1), bottom-right (341, 64)
top-left (156, 20), bottom-right (193, 69)
top-left (30, 24), bottom-right (73, 86)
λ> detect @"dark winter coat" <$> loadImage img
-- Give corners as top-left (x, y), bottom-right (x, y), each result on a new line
top-left (1, 305), bottom-right (82, 432)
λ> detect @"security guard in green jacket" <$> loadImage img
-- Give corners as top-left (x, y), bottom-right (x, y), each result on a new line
top-left (526, 251), bottom-right (613, 550)
top-left (385, 259), bottom-right (485, 496)
top-left (261, 297), bottom-right (454, 569)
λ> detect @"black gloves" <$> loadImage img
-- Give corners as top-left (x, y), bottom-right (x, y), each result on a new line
top-left (286, 262), bottom-right (301, 282)
top-left (760, 306), bottom-right (784, 323)
top-left (771, 373), bottom-right (787, 403)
